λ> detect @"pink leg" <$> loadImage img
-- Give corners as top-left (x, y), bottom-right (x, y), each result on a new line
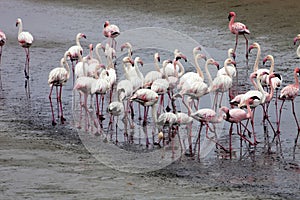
top-left (58, 85), bottom-right (65, 124)
top-left (48, 85), bottom-right (57, 126)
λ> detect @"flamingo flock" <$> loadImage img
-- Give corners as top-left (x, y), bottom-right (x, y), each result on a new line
top-left (0, 13), bottom-right (299, 160)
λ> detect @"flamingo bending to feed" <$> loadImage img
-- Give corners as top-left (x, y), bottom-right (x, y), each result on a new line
top-left (103, 21), bottom-right (120, 49)
top-left (183, 98), bottom-right (225, 160)
top-left (16, 18), bottom-right (34, 79)
top-left (277, 67), bottom-right (300, 154)
top-left (0, 30), bottom-right (6, 65)
top-left (228, 11), bottom-right (250, 59)
top-left (130, 88), bottom-right (159, 126)
top-left (221, 97), bottom-right (258, 156)
top-left (48, 51), bottom-right (71, 126)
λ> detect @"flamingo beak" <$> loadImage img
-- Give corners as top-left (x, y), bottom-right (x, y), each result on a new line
top-left (214, 61), bottom-right (220, 70)
top-left (262, 58), bottom-right (267, 65)
top-left (231, 60), bottom-right (236, 67)
top-left (294, 37), bottom-right (298, 45)
top-left (232, 52), bottom-right (236, 60)
top-left (248, 45), bottom-right (254, 53)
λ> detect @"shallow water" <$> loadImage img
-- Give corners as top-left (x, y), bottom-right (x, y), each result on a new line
top-left (0, 0), bottom-right (300, 199)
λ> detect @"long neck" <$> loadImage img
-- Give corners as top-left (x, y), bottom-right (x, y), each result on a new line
top-left (297, 45), bottom-right (300, 58)
top-left (78, 53), bottom-right (87, 76)
top-left (223, 59), bottom-right (231, 77)
top-left (63, 52), bottom-right (70, 75)
top-left (266, 77), bottom-right (275, 102)
top-left (246, 101), bottom-right (252, 119)
top-left (176, 61), bottom-right (185, 77)
top-left (182, 97), bottom-right (192, 116)
top-left (250, 74), bottom-right (258, 90)
top-left (134, 61), bottom-right (143, 79)
top-left (294, 69), bottom-right (299, 87)
top-left (122, 62), bottom-right (130, 80)
top-left (205, 60), bottom-right (213, 89)
top-left (194, 55), bottom-right (204, 79)
top-left (253, 46), bottom-right (261, 72)
top-left (18, 21), bottom-right (23, 36)
top-left (269, 57), bottom-right (275, 74)
top-left (76, 34), bottom-right (81, 47)
top-left (257, 77), bottom-right (266, 102)
top-left (154, 56), bottom-right (160, 72)
top-left (228, 15), bottom-right (235, 30)
top-left (95, 43), bottom-right (103, 64)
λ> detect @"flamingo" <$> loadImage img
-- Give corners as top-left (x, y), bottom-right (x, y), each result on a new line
top-left (120, 42), bottom-right (133, 58)
top-left (103, 44), bottom-right (117, 103)
top-left (249, 42), bottom-right (269, 86)
top-left (183, 97), bottom-right (225, 160)
top-left (107, 88), bottom-right (126, 143)
top-left (16, 18), bottom-right (34, 79)
top-left (116, 79), bottom-right (134, 116)
top-left (221, 97), bottom-right (257, 157)
top-left (0, 30), bottom-right (6, 65)
top-left (228, 11), bottom-right (250, 59)
top-left (129, 88), bottom-right (159, 126)
top-left (143, 52), bottom-right (162, 88)
top-left (103, 21), bottom-right (120, 49)
top-left (67, 33), bottom-right (87, 82)
top-left (177, 53), bottom-right (207, 91)
top-left (211, 58), bottom-right (235, 109)
top-left (151, 60), bottom-right (172, 114)
top-left (173, 58), bottom-right (219, 112)
top-left (217, 50), bottom-right (237, 77)
top-left (48, 51), bottom-right (70, 126)
top-left (277, 67), bottom-right (300, 153)
top-left (163, 49), bottom-right (187, 77)
top-left (84, 44), bottom-right (99, 65)
top-left (293, 34), bottom-right (300, 57)
top-left (237, 71), bottom-right (269, 145)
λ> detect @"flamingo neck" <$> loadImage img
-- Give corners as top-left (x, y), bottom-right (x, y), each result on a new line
top-left (194, 55), bottom-right (204, 79)
top-left (266, 77), bottom-right (275, 102)
top-left (205, 61), bottom-right (213, 90)
top-left (269, 57), bottom-right (275, 74)
top-left (297, 45), bottom-right (300, 58)
top-left (294, 69), bottom-right (299, 88)
top-left (154, 56), bottom-right (160, 72)
top-left (63, 51), bottom-right (70, 75)
top-left (246, 101), bottom-right (252, 119)
top-left (17, 21), bottom-right (23, 36)
top-left (134, 61), bottom-right (144, 80)
top-left (182, 97), bottom-right (192, 116)
top-left (176, 61), bottom-right (185, 77)
top-left (122, 62), bottom-right (130, 80)
top-left (75, 34), bottom-right (82, 47)
top-left (257, 76), bottom-right (266, 103)
top-left (253, 45), bottom-right (261, 72)
top-left (223, 59), bottom-right (231, 77)
top-left (228, 15), bottom-right (235, 30)
top-left (95, 43), bottom-right (103, 64)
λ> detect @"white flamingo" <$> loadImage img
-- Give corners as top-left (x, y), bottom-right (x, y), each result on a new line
top-left (143, 52), bottom-right (163, 88)
top-left (16, 18), bottom-right (34, 79)
top-left (48, 51), bottom-right (70, 126)
top-left (0, 29), bottom-right (6, 65)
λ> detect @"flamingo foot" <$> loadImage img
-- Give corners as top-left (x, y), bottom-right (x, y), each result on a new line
top-left (52, 121), bottom-right (57, 126)
top-left (61, 116), bottom-right (66, 124)
top-left (142, 120), bottom-right (147, 126)
top-left (165, 106), bottom-right (171, 112)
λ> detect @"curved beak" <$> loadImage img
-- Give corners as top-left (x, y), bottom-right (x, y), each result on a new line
top-left (262, 57), bottom-right (267, 65)
top-left (294, 37), bottom-right (299, 45)
top-left (248, 45), bottom-right (254, 53)
top-left (214, 61), bottom-right (220, 70)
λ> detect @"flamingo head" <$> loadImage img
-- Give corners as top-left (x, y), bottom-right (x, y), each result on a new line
top-left (248, 42), bottom-right (260, 53)
top-left (123, 56), bottom-right (134, 66)
top-left (226, 58), bottom-right (236, 67)
top-left (104, 21), bottom-right (110, 28)
top-left (89, 44), bottom-right (93, 51)
top-left (135, 57), bottom-right (144, 67)
top-left (16, 18), bottom-right (21, 27)
top-left (193, 46), bottom-right (202, 55)
top-left (293, 34), bottom-right (300, 45)
top-left (120, 42), bottom-right (132, 52)
top-left (196, 53), bottom-right (207, 61)
top-left (212, 59), bottom-right (220, 70)
top-left (81, 33), bottom-right (87, 39)
top-left (262, 55), bottom-right (273, 65)
top-left (249, 72), bottom-right (257, 79)
top-left (295, 67), bottom-right (300, 75)
top-left (154, 53), bottom-right (160, 62)
top-left (228, 12), bottom-right (236, 21)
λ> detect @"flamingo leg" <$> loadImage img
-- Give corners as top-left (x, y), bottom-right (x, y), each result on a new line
top-left (291, 100), bottom-right (300, 158)
top-left (275, 99), bottom-right (285, 141)
top-left (59, 84), bottom-right (65, 124)
top-left (229, 123), bottom-right (233, 158)
top-left (24, 48), bottom-right (30, 79)
top-left (55, 86), bottom-right (59, 119)
top-left (49, 85), bottom-right (57, 126)
top-left (233, 34), bottom-right (239, 56)
top-left (243, 34), bottom-right (249, 60)
top-left (196, 122), bottom-right (204, 160)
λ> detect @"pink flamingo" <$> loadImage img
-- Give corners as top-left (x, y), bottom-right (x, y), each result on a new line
top-left (0, 30), bottom-right (6, 65)
top-left (16, 18), bottom-right (34, 79)
top-left (221, 97), bottom-right (258, 157)
top-left (228, 11), bottom-right (250, 59)
top-left (103, 21), bottom-right (120, 49)
top-left (183, 98), bottom-right (225, 160)
top-left (277, 67), bottom-right (300, 153)
top-left (48, 51), bottom-right (70, 126)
